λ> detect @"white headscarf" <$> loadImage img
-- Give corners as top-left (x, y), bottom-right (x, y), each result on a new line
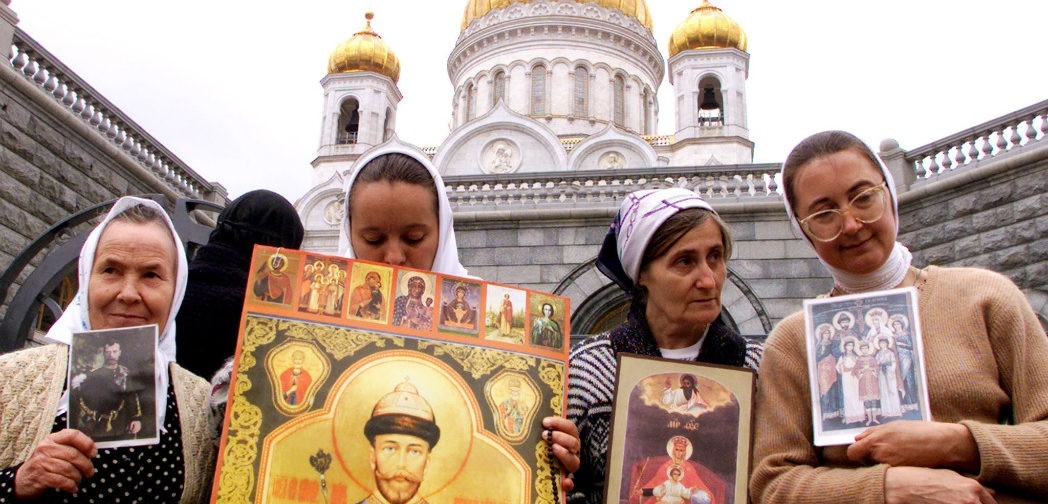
top-left (46, 196), bottom-right (187, 430)
top-left (781, 133), bottom-right (912, 293)
top-left (597, 188), bottom-right (716, 293)
top-left (337, 142), bottom-right (469, 277)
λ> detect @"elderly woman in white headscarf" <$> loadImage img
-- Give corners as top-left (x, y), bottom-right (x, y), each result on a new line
top-left (0, 197), bottom-right (213, 503)
top-left (565, 187), bottom-right (762, 504)
top-left (750, 130), bottom-right (1048, 503)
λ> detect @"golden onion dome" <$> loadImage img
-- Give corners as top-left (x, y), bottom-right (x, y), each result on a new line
top-left (461, 0), bottom-right (653, 32)
top-left (328, 12), bottom-right (401, 83)
top-left (668, 0), bottom-right (747, 57)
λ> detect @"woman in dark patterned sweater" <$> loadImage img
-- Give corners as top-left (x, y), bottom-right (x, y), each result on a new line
top-left (566, 188), bottom-right (762, 504)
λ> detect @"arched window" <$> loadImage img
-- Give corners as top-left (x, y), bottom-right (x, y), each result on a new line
top-left (697, 77), bottom-right (724, 126)
top-left (492, 70), bottom-right (506, 105)
top-left (613, 75), bottom-right (625, 127)
top-left (643, 87), bottom-right (653, 134)
top-left (531, 64), bottom-right (547, 115)
top-left (338, 98), bottom-right (360, 144)
top-left (573, 66), bottom-right (589, 117)
top-left (383, 107), bottom-right (393, 141)
top-left (465, 83), bottom-right (476, 120)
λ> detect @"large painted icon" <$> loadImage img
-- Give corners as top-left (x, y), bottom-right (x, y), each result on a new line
top-left (604, 354), bottom-right (755, 504)
top-left (804, 287), bottom-right (930, 446)
top-left (214, 247), bottom-right (571, 503)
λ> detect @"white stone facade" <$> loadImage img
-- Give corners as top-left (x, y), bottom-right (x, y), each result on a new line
top-left (296, 0), bottom-right (764, 271)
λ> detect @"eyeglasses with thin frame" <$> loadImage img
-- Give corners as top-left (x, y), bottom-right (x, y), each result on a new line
top-left (798, 183), bottom-right (889, 242)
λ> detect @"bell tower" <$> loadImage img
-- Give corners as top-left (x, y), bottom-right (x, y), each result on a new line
top-left (314, 12), bottom-right (402, 183)
top-left (666, 1), bottom-right (753, 164)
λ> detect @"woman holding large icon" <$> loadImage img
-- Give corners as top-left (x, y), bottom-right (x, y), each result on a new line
top-left (337, 141), bottom-right (582, 491)
top-left (567, 188), bottom-right (762, 503)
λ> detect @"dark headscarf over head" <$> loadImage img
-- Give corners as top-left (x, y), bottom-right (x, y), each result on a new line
top-left (209, 189), bottom-right (305, 257)
top-left (176, 190), bottom-right (304, 378)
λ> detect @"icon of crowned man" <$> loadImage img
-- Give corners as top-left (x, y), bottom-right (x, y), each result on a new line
top-left (630, 435), bottom-right (725, 504)
top-left (360, 379), bottom-right (442, 504)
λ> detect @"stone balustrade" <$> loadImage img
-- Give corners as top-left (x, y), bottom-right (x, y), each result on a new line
top-left (907, 99), bottom-right (1048, 180)
top-left (443, 163), bottom-right (781, 209)
top-left (7, 29), bottom-right (214, 199)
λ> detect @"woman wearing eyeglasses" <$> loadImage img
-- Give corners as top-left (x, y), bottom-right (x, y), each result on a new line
top-left (750, 131), bottom-right (1048, 503)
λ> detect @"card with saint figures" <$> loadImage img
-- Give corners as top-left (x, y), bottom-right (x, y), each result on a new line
top-left (604, 353), bottom-right (755, 504)
top-left (212, 246), bottom-right (571, 504)
top-left (803, 286), bottom-right (931, 446)
top-left (67, 324), bottom-right (159, 449)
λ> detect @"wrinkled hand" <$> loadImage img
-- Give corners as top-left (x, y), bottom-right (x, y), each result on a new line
top-left (885, 467), bottom-right (995, 504)
top-left (14, 429), bottom-right (97, 499)
top-left (128, 420), bottom-right (142, 435)
top-left (847, 420), bottom-right (979, 472)
top-left (543, 416), bottom-right (581, 493)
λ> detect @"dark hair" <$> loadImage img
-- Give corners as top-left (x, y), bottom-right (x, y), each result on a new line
top-left (542, 303), bottom-right (554, 316)
top-left (781, 130), bottom-right (883, 215)
top-left (347, 153), bottom-right (440, 220)
top-left (364, 413), bottom-right (441, 448)
top-left (630, 208), bottom-right (732, 313)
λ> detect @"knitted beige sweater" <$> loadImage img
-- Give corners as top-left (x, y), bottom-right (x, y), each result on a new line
top-left (750, 266), bottom-right (1048, 503)
top-left (0, 344), bottom-right (214, 504)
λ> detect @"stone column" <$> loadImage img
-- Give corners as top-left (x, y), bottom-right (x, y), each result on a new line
top-left (0, 0), bottom-right (18, 59)
top-left (878, 138), bottom-right (915, 192)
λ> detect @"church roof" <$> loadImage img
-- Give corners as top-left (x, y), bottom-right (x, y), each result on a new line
top-left (668, 0), bottom-right (747, 56)
top-left (460, 0), bottom-right (654, 31)
top-left (328, 12), bottom-right (401, 83)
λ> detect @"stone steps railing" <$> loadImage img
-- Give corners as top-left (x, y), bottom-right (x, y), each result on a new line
top-left (443, 163), bottom-right (781, 208)
top-left (7, 28), bottom-right (215, 199)
top-left (906, 99), bottom-right (1048, 180)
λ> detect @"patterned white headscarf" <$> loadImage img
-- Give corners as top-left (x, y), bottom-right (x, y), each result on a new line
top-left (781, 132), bottom-right (912, 293)
top-left (337, 141), bottom-right (469, 277)
top-left (46, 196), bottom-right (187, 430)
top-left (597, 188), bottom-right (716, 293)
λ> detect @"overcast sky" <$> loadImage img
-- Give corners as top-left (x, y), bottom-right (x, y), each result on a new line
top-left (11, 1), bottom-right (1047, 203)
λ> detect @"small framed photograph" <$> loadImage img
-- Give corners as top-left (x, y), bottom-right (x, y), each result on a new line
top-left (604, 353), bottom-right (756, 504)
top-left (68, 325), bottom-right (160, 448)
top-left (804, 286), bottom-right (931, 446)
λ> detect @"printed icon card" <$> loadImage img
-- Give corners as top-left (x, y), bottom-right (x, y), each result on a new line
top-left (68, 324), bottom-right (160, 449)
top-left (803, 286), bottom-right (931, 446)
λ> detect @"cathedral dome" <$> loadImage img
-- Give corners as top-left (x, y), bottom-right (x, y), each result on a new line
top-left (328, 12), bottom-right (401, 83)
top-left (668, 0), bottom-right (747, 57)
top-left (461, 0), bottom-right (654, 31)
